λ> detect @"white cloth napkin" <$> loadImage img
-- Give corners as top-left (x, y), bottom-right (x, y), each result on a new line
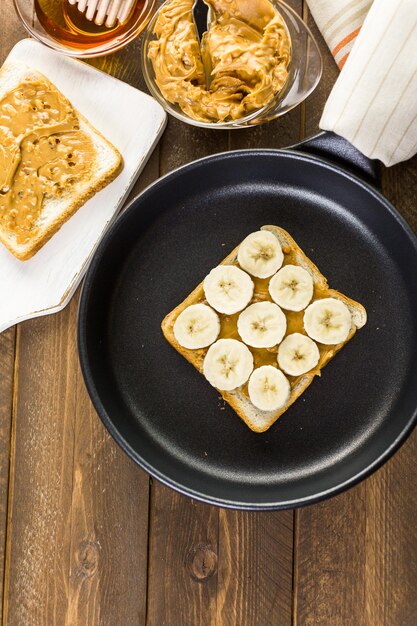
top-left (307, 0), bottom-right (417, 166)
top-left (307, 0), bottom-right (373, 69)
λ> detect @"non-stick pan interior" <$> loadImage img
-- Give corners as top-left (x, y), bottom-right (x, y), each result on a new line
top-left (78, 151), bottom-right (417, 508)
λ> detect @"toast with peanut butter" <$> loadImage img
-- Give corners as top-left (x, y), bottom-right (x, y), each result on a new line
top-left (162, 225), bottom-right (367, 433)
top-left (0, 61), bottom-right (123, 260)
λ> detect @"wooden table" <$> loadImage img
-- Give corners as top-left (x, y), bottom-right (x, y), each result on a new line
top-left (1, 2), bottom-right (417, 624)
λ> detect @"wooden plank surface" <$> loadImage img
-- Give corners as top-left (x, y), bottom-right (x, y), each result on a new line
top-left (1, 0), bottom-right (417, 624)
top-left (146, 487), bottom-right (295, 626)
top-left (3, 297), bottom-right (151, 626)
top-left (146, 486), bottom-right (220, 626)
top-left (215, 509), bottom-right (294, 626)
top-left (0, 327), bottom-right (15, 625)
top-left (1, 23), bottom-right (153, 626)
top-left (0, 4), bottom-right (27, 624)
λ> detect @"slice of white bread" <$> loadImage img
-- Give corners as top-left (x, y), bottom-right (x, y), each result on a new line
top-left (0, 61), bottom-right (123, 260)
top-left (162, 225), bottom-right (367, 433)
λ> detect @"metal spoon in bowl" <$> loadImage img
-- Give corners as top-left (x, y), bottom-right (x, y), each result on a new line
top-left (193, 0), bottom-right (209, 42)
top-left (193, 0), bottom-right (213, 88)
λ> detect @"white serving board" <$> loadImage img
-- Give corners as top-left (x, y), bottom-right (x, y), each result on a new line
top-left (0, 39), bottom-right (166, 334)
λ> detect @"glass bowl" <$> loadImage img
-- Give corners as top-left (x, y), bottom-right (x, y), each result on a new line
top-left (141, 0), bottom-right (323, 128)
top-left (14, 0), bottom-right (158, 58)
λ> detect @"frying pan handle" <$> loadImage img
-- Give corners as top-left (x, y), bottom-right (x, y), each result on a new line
top-left (290, 131), bottom-right (381, 187)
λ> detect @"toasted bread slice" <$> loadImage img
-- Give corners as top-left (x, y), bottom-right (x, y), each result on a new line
top-left (162, 225), bottom-right (367, 433)
top-left (0, 61), bottom-right (123, 260)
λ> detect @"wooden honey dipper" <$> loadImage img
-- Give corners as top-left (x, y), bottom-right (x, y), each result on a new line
top-left (68, 0), bottom-right (137, 28)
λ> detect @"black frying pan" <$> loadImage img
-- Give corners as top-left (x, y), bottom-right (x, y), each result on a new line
top-left (78, 131), bottom-right (417, 510)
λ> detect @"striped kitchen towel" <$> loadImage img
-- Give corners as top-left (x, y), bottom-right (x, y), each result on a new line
top-left (307, 0), bottom-right (373, 69)
top-left (309, 0), bottom-right (417, 166)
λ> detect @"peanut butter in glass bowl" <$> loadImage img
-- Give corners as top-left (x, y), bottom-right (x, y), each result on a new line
top-left (142, 0), bottom-right (322, 128)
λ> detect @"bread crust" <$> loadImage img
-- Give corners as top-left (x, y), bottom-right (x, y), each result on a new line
top-left (0, 62), bottom-right (123, 261)
top-left (162, 225), bottom-right (367, 433)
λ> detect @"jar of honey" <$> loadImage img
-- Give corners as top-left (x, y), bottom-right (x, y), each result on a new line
top-left (14, 0), bottom-right (157, 57)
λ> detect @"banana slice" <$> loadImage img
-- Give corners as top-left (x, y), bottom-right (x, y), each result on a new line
top-left (203, 338), bottom-right (254, 391)
top-left (203, 265), bottom-right (254, 314)
top-left (304, 298), bottom-right (352, 345)
top-left (277, 332), bottom-right (320, 376)
top-left (173, 303), bottom-right (220, 350)
top-left (237, 301), bottom-right (287, 348)
top-left (237, 230), bottom-right (284, 279)
top-left (248, 365), bottom-right (290, 412)
top-left (269, 265), bottom-right (314, 311)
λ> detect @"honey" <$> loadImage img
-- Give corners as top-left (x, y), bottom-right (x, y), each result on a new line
top-left (34, 0), bottom-right (154, 51)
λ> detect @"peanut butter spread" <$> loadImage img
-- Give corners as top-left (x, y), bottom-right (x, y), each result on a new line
top-left (148, 0), bottom-right (291, 122)
top-left (0, 80), bottom-right (95, 245)
top-left (219, 250), bottom-right (334, 396)
top-left (183, 245), bottom-right (337, 397)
